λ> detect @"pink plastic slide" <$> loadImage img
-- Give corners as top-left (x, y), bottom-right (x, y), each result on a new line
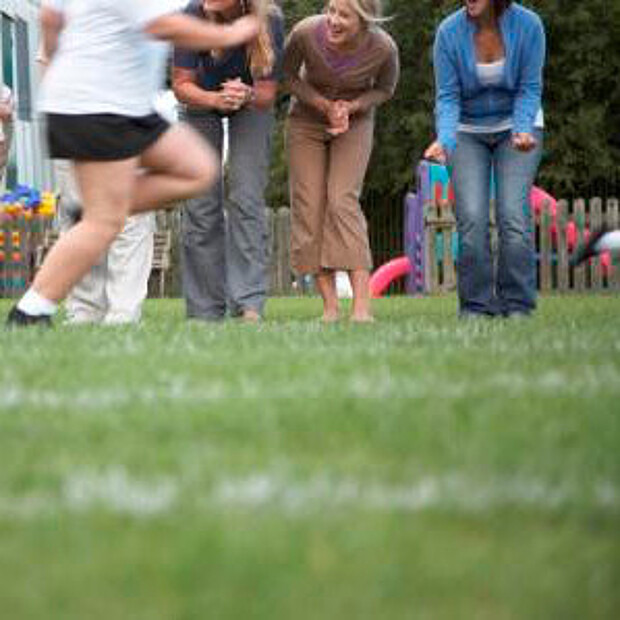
top-left (369, 256), bottom-right (412, 298)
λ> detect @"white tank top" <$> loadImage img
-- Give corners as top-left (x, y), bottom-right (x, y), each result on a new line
top-left (458, 59), bottom-right (544, 134)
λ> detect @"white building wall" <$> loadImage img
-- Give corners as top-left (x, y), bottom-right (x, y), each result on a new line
top-left (1, 0), bottom-right (53, 191)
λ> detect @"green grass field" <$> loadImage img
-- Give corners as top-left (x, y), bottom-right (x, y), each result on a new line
top-left (0, 295), bottom-right (619, 619)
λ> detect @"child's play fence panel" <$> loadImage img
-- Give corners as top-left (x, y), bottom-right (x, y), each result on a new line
top-left (404, 161), bottom-right (620, 294)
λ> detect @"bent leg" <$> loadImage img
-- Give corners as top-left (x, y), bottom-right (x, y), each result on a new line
top-left (495, 131), bottom-right (543, 316)
top-left (32, 158), bottom-right (137, 302)
top-left (132, 123), bottom-right (219, 213)
top-left (324, 117), bottom-right (375, 320)
top-left (287, 116), bottom-right (329, 274)
top-left (226, 106), bottom-right (274, 316)
top-left (451, 132), bottom-right (496, 317)
top-left (178, 113), bottom-right (227, 320)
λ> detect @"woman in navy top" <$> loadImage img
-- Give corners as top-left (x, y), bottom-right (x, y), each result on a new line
top-left (173, 0), bottom-right (285, 323)
top-left (425, 0), bottom-right (546, 319)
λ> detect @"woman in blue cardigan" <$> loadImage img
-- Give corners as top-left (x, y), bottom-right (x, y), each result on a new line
top-left (425, 0), bottom-right (546, 318)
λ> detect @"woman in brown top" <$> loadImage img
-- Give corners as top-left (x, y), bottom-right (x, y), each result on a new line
top-left (284, 0), bottom-right (399, 322)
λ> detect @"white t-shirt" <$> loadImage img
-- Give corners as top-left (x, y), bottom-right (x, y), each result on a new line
top-left (39, 0), bottom-right (185, 117)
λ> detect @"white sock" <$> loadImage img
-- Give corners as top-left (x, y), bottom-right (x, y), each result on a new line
top-left (597, 231), bottom-right (620, 253)
top-left (17, 288), bottom-right (59, 316)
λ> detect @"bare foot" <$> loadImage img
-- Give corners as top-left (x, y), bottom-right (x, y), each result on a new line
top-left (350, 313), bottom-right (375, 324)
top-left (241, 309), bottom-right (261, 323)
top-left (322, 310), bottom-right (340, 323)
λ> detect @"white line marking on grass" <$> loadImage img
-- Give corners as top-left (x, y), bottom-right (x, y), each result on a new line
top-left (63, 467), bottom-right (177, 516)
top-left (1, 365), bottom-right (619, 412)
top-left (0, 471), bottom-right (617, 521)
top-left (210, 473), bottom-right (620, 515)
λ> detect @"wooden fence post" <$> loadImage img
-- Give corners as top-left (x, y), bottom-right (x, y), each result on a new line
top-left (557, 200), bottom-right (570, 292)
top-left (590, 198), bottom-right (603, 290)
top-left (538, 200), bottom-right (552, 292)
top-left (573, 199), bottom-right (587, 291)
top-left (441, 202), bottom-right (457, 291)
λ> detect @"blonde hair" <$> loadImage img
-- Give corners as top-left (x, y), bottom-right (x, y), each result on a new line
top-left (244, 0), bottom-right (280, 79)
top-left (342, 0), bottom-right (388, 26)
top-left (205, 0), bottom-right (279, 79)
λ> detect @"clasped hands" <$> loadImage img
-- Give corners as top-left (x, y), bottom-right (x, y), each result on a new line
top-left (424, 132), bottom-right (538, 165)
top-left (215, 78), bottom-right (253, 113)
top-left (323, 99), bottom-right (360, 136)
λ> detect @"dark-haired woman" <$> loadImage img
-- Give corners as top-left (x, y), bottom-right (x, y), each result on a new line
top-left (173, 0), bottom-right (284, 322)
top-left (425, 0), bottom-right (546, 319)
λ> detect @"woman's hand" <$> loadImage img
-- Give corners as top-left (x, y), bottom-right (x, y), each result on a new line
top-left (326, 101), bottom-right (348, 136)
top-left (424, 141), bottom-right (447, 165)
top-left (512, 132), bottom-right (537, 152)
top-left (325, 100), bottom-right (360, 136)
top-left (220, 78), bottom-right (253, 112)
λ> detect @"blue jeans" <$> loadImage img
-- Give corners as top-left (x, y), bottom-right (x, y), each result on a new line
top-left (450, 130), bottom-right (543, 317)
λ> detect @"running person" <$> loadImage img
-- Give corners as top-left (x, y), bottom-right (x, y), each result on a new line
top-left (7, 0), bottom-right (259, 327)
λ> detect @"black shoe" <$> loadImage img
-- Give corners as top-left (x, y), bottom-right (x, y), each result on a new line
top-left (571, 225), bottom-right (608, 267)
top-left (6, 306), bottom-right (53, 329)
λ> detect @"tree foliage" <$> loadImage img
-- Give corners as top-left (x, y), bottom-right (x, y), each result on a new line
top-left (267, 0), bottom-right (620, 206)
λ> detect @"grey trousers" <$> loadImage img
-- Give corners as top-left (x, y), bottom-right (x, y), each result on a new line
top-left (181, 106), bottom-right (274, 320)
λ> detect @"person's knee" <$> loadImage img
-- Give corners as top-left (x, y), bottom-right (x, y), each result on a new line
top-left (187, 145), bottom-right (219, 195)
top-left (326, 187), bottom-right (359, 215)
top-left (84, 210), bottom-right (127, 242)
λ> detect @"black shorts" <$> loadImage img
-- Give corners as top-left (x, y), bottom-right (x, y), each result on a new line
top-left (46, 112), bottom-right (170, 161)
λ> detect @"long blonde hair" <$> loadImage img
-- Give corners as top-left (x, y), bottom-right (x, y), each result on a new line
top-left (206, 0), bottom-right (279, 79)
top-left (244, 0), bottom-right (280, 79)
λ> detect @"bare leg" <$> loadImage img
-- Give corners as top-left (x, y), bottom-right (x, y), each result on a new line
top-left (131, 123), bottom-right (218, 213)
top-left (349, 269), bottom-right (373, 322)
top-left (316, 269), bottom-right (339, 322)
top-left (31, 124), bottom-right (218, 304)
top-left (32, 158), bottom-right (137, 301)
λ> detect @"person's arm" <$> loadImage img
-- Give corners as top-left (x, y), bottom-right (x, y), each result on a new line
top-left (0, 83), bottom-right (13, 120)
top-left (39, 4), bottom-right (65, 67)
top-left (512, 14), bottom-right (545, 148)
top-left (433, 27), bottom-right (461, 155)
top-left (348, 38), bottom-right (400, 114)
top-left (145, 13), bottom-right (259, 51)
top-left (283, 22), bottom-right (331, 117)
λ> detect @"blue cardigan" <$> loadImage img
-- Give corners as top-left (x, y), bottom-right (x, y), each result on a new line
top-left (433, 3), bottom-right (546, 152)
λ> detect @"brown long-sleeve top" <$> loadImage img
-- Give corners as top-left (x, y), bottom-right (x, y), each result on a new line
top-left (283, 15), bottom-right (400, 122)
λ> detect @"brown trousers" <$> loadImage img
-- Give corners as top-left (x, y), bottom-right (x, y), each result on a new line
top-left (287, 113), bottom-right (374, 274)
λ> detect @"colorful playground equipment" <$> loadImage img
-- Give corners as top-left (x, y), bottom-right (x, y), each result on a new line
top-left (369, 161), bottom-right (619, 297)
top-left (0, 185), bottom-right (57, 297)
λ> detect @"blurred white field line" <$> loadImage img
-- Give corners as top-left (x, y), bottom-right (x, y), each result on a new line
top-left (0, 468), bottom-right (617, 520)
top-left (210, 473), bottom-right (620, 515)
top-left (0, 363), bottom-right (619, 410)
